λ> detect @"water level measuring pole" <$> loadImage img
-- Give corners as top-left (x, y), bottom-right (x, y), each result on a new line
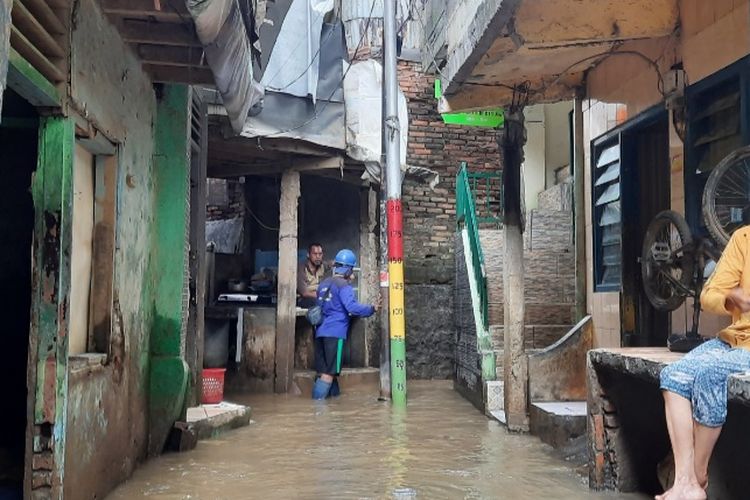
top-left (383, 0), bottom-right (406, 406)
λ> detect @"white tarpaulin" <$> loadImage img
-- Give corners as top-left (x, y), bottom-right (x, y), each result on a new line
top-left (260, 0), bottom-right (335, 100)
top-left (344, 59), bottom-right (437, 187)
top-left (188, 0), bottom-right (264, 133)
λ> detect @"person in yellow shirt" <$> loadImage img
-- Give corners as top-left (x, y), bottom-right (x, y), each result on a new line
top-left (658, 227), bottom-right (750, 500)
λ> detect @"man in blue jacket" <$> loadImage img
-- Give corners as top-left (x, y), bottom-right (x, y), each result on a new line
top-left (312, 249), bottom-right (378, 400)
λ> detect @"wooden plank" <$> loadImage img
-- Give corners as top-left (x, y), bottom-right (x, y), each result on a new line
top-left (137, 44), bottom-right (207, 67)
top-left (89, 156), bottom-right (117, 353)
top-left (274, 170), bottom-right (300, 393)
top-left (10, 25), bottom-right (64, 83)
top-left (20, 0), bottom-right (66, 35)
top-left (292, 156), bottom-right (344, 172)
top-left (145, 64), bottom-right (214, 85)
top-left (11, 0), bottom-right (64, 58)
top-left (120, 19), bottom-right (199, 47)
top-left (186, 90), bottom-right (208, 406)
top-left (102, 0), bottom-right (189, 22)
top-left (6, 47), bottom-right (59, 106)
top-left (209, 157), bottom-right (344, 178)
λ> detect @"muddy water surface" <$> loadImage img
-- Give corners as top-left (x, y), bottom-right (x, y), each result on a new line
top-left (110, 381), bottom-right (645, 499)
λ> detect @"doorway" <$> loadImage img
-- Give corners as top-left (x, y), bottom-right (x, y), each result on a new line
top-left (0, 89), bottom-right (38, 496)
top-left (620, 109), bottom-right (671, 347)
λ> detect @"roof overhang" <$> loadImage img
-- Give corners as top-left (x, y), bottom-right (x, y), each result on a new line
top-left (437, 0), bottom-right (679, 112)
top-left (104, 0), bottom-right (262, 133)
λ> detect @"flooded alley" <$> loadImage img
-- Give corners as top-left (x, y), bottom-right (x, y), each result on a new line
top-left (110, 382), bottom-right (644, 499)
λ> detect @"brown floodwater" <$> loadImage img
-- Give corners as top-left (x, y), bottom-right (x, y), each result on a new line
top-left (110, 381), bottom-right (646, 499)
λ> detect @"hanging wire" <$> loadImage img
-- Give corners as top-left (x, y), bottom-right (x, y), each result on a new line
top-left (256, 0), bottom-right (378, 138)
top-left (246, 205), bottom-right (279, 232)
top-left (263, 4), bottom-right (341, 92)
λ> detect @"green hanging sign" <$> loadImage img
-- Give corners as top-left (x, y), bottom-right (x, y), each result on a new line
top-left (435, 80), bottom-right (504, 128)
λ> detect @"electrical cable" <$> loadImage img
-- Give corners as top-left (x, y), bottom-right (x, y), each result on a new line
top-left (264, 3), bottom-right (344, 93)
top-left (265, 24), bottom-right (338, 92)
top-left (246, 205), bottom-right (279, 231)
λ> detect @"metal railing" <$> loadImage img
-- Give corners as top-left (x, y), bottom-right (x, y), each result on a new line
top-left (456, 162), bottom-right (502, 330)
top-left (467, 170), bottom-right (503, 227)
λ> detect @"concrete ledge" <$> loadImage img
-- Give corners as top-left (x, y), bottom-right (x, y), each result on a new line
top-left (529, 401), bottom-right (586, 449)
top-left (587, 346), bottom-right (750, 496)
top-left (588, 347), bottom-right (750, 404)
top-left (185, 402), bottom-right (251, 441)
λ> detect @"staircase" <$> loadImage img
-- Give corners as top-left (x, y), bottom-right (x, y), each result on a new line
top-left (479, 181), bottom-right (587, 448)
top-left (454, 166), bottom-right (586, 446)
top-left (481, 181), bottom-right (577, 381)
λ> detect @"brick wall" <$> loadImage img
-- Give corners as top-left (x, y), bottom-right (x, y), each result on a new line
top-left (398, 60), bottom-right (502, 379)
top-left (400, 60), bottom-right (502, 285)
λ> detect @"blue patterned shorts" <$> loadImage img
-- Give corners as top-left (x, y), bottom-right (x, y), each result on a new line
top-left (660, 338), bottom-right (750, 427)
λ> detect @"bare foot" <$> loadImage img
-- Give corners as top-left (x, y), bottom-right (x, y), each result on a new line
top-left (655, 481), bottom-right (707, 500)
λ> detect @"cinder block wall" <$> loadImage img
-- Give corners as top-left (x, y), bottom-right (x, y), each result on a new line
top-left (399, 60), bottom-right (502, 379)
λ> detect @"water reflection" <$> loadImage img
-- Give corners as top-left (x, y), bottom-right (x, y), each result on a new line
top-left (110, 381), bottom-right (645, 499)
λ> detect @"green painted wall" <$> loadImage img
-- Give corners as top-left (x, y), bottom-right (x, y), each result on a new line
top-left (30, 116), bottom-right (74, 498)
top-left (148, 83), bottom-right (191, 456)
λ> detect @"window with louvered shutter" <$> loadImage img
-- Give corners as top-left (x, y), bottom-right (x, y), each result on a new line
top-left (593, 140), bottom-right (622, 290)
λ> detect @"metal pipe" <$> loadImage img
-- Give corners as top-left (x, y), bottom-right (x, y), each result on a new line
top-left (573, 97), bottom-right (587, 320)
top-left (384, 0), bottom-right (406, 406)
top-left (379, 30), bottom-right (391, 401)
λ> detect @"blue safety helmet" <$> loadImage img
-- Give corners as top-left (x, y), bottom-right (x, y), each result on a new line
top-left (334, 249), bottom-right (357, 275)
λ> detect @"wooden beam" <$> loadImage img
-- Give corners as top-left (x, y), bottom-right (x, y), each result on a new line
top-left (209, 156), bottom-right (346, 178)
top-left (11, 0), bottom-right (64, 58)
top-left (145, 64), bottom-right (214, 85)
top-left (7, 47), bottom-right (59, 107)
top-left (119, 19), bottom-right (199, 47)
top-left (215, 125), bottom-right (336, 157)
top-left (207, 162), bottom-right (280, 178)
top-left (20, 0), bottom-right (66, 35)
top-left (102, 0), bottom-right (189, 22)
top-left (137, 44), bottom-right (207, 67)
top-left (10, 25), bottom-right (64, 83)
top-left (275, 171), bottom-right (300, 393)
top-left (502, 110), bottom-right (528, 432)
top-left (292, 156), bottom-right (344, 172)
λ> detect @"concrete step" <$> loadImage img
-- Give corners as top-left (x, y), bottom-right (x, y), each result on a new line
top-left (529, 401), bottom-right (587, 449)
top-left (292, 367), bottom-right (380, 396)
top-left (169, 402), bottom-right (252, 451)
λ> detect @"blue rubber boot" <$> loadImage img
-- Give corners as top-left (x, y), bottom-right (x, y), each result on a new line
top-left (312, 378), bottom-right (332, 400)
top-left (328, 377), bottom-right (340, 398)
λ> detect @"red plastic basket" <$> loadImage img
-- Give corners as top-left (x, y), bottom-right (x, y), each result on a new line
top-left (201, 368), bottom-right (226, 404)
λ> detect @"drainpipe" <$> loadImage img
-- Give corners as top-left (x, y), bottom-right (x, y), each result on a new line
top-left (384, 0), bottom-right (406, 407)
top-left (573, 96), bottom-right (587, 320)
